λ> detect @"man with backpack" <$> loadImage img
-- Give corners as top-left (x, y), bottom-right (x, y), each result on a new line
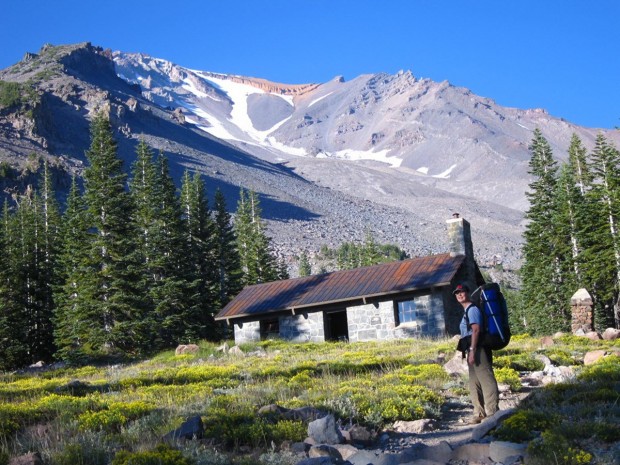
top-left (454, 283), bottom-right (499, 424)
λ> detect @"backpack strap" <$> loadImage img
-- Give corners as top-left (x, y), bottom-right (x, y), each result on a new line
top-left (464, 304), bottom-right (475, 330)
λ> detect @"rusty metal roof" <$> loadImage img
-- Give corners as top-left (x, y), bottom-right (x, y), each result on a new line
top-left (215, 253), bottom-right (465, 321)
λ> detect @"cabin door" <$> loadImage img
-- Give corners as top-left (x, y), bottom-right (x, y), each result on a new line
top-left (324, 310), bottom-right (349, 342)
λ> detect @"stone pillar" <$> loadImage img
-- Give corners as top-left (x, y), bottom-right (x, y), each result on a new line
top-left (571, 288), bottom-right (593, 333)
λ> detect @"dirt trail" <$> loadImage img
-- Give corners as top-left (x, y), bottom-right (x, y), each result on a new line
top-left (378, 388), bottom-right (534, 454)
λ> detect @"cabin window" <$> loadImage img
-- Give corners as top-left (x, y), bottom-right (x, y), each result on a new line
top-left (396, 299), bottom-right (418, 325)
top-left (396, 292), bottom-right (432, 325)
top-left (260, 318), bottom-right (280, 340)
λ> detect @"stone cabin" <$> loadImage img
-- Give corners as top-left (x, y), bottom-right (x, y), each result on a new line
top-left (215, 216), bottom-right (484, 344)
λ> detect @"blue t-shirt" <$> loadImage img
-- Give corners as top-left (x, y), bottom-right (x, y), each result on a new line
top-left (460, 304), bottom-right (482, 337)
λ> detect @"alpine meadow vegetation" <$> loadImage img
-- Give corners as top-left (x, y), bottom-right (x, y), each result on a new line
top-left (0, 337), bottom-right (617, 464)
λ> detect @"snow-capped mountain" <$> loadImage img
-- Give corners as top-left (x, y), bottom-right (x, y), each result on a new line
top-left (2, 43), bottom-right (618, 272)
top-left (113, 51), bottom-right (618, 213)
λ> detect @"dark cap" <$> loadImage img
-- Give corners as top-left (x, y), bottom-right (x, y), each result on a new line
top-left (452, 284), bottom-right (469, 295)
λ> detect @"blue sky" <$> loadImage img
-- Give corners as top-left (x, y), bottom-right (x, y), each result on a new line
top-left (2, 1), bottom-right (619, 129)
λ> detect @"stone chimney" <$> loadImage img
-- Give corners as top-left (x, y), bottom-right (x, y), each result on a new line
top-left (446, 213), bottom-right (476, 287)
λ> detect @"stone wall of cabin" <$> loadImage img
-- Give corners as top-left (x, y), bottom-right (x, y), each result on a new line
top-left (347, 291), bottom-right (447, 342)
top-left (233, 320), bottom-right (261, 343)
top-left (280, 312), bottom-right (325, 342)
top-left (347, 301), bottom-right (396, 342)
top-left (234, 290), bottom-right (452, 344)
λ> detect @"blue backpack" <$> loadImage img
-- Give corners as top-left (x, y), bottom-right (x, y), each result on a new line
top-left (466, 283), bottom-right (511, 350)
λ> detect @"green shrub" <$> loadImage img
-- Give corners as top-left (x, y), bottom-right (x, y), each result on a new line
top-left (494, 367), bottom-right (522, 391)
top-left (78, 401), bottom-right (153, 432)
top-left (495, 353), bottom-right (544, 372)
top-left (0, 81), bottom-right (21, 108)
top-left (397, 363), bottom-right (450, 385)
top-left (51, 443), bottom-right (108, 465)
top-left (544, 348), bottom-right (577, 367)
top-left (527, 430), bottom-right (592, 465)
top-left (577, 355), bottom-right (620, 383)
top-left (111, 444), bottom-right (194, 465)
top-left (494, 409), bottom-right (554, 442)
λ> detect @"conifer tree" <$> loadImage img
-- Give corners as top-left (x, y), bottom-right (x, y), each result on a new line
top-left (549, 163), bottom-right (582, 322)
top-left (520, 129), bottom-right (563, 334)
top-left (57, 113), bottom-right (146, 360)
top-left (54, 175), bottom-right (91, 362)
top-left (583, 134), bottom-right (620, 329)
top-left (0, 201), bottom-right (29, 370)
top-left (131, 145), bottom-right (202, 346)
top-left (212, 188), bottom-right (242, 310)
top-left (234, 189), bottom-right (279, 285)
top-left (179, 170), bottom-right (218, 339)
top-left (361, 231), bottom-right (380, 267)
top-left (298, 251), bottom-right (312, 277)
top-left (36, 161), bottom-right (61, 359)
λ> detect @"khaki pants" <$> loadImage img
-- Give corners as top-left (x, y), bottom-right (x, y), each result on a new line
top-left (468, 347), bottom-right (499, 418)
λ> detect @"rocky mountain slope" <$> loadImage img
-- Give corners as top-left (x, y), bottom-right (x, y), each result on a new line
top-left (2, 42), bottom-right (618, 273)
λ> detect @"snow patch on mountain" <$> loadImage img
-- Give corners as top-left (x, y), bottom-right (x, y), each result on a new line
top-left (433, 164), bottom-right (458, 179)
top-left (316, 148), bottom-right (402, 167)
top-left (182, 72), bottom-right (306, 155)
top-left (308, 92), bottom-right (333, 108)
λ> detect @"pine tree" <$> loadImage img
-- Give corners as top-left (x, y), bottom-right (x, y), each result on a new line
top-left (0, 201), bottom-right (29, 370)
top-left (36, 161), bottom-right (61, 360)
top-left (179, 170), bottom-right (218, 339)
top-left (54, 175), bottom-right (91, 362)
top-left (583, 134), bottom-right (620, 329)
top-left (212, 188), bottom-right (242, 310)
top-left (57, 113), bottom-right (146, 360)
top-left (361, 231), bottom-right (381, 267)
top-left (549, 163), bottom-right (582, 324)
top-left (298, 251), bottom-right (312, 277)
top-left (131, 145), bottom-right (203, 346)
top-left (520, 129), bottom-right (563, 334)
top-left (234, 189), bottom-right (279, 285)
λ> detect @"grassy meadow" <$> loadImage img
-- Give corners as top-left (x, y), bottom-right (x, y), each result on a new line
top-left (0, 335), bottom-right (618, 465)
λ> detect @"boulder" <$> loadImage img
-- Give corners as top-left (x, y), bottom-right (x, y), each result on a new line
top-left (417, 441), bottom-right (453, 463)
top-left (308, 414), bottom-right (344, 445)
top-left (295, 458), bottom-right (341, 465)
top-left (347, 449), bottom-right (401, 465)
top-left (539, 336), bottom-right (554, 348)
top-left (584, 331), bottom-right (602, 341)
top-left (175, 344), bottom-right (199, 355)
top-left (162, 415), bottom-right (204, 441)
top-left (472, 409), bottom-right (515, 441)
top-left (443, 351), bottom-right (467, 376)
top-left (331, 444), bottom-right (360, 461)
top-left (346, 424), bottom-right (373, 445)
top-left (602, 327), bottom-right (620, 340)
top-left (584, 350), bottom-right (607, 365)
top-left (308, 445), bottom-right (343, 461)
top-left (229, 345), bottom-right (244, 356)
top-left (392, 419), bottom-right (438, 434)
top-left (489, 440), bottom-right (528, 463)
top-left (451, 442), bottom-right (490, 462)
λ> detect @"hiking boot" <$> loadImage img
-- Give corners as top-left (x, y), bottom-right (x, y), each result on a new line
top-left (467, 415), bottom-right (485, 425)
